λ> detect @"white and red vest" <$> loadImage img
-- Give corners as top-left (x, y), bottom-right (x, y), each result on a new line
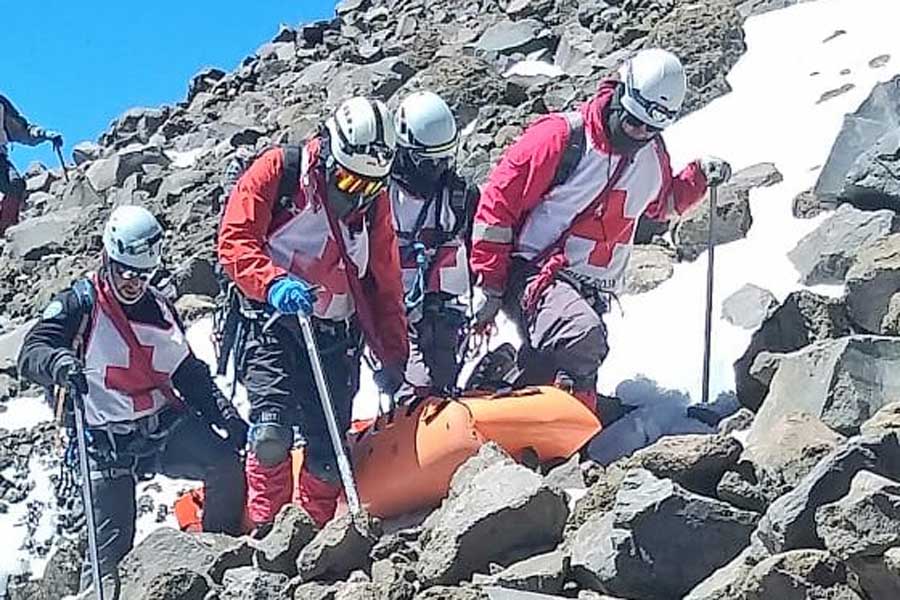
top-left (390, 184), bottom-right (470, 298)
top-left (513, 138), bottom-right (667, 292)
top-left (266, 148), bottom-right (370, 321)
top-left (83, 290), bottom-right (189, 428)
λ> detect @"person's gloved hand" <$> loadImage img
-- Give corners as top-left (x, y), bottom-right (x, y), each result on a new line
top-left (373, 364), bottom-right (405, 398)
top-left (473, 289), bottom-right (503, 332)
top-left (52, 352), bottom-right (87, 396)
top-left (267, 277), bottom-right (316, 316)
top-left (700, 156), bottom-right (732, 186)
top-left (33, 127), bottom-right (64, 148)
top-left (222, 415), bottom-right (249, 452)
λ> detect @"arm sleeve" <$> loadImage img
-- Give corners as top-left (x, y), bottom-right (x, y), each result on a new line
top-left (217, 148), bottom-right (288, 301)
top-left (469, 115), bottom-right (570, 292)
top-left (644, 159), bottom-right (709, 220)
top-left (171, 354), bottom-right (236, 426)
top-left (17, 291), bottom-right (85, 388)
top-left (1, 96), bottom-right (43, 146)
top-left (364, 191), bottom-right (409, 367)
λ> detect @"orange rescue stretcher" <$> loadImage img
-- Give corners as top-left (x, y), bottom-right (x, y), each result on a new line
top-left (174, 386), bottom-right (600, 530)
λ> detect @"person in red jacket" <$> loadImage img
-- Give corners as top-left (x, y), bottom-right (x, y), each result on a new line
top-left (470, 49), bottom-right (731, 411)
top-left (217, 96), bottom-right (409, 527)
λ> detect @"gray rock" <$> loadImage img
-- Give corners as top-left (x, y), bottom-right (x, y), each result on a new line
top-left (617, 433), bottom-right (743, 497)
top-left (731, 162), bottom-right (784, 189)
top-left (722, 284), bottom-right (778, 330)
top-left (682, 540), bottom-right (770, 600)
top-left (59, 176), bottom-right (104, 210)
top-left (570, 469), bottom-right (758, 599)
top-left (25, 170), bottom-right (52, 195)
top-left (754, 432), bottom-right (900, 555)
top-left (6, 208), bottom-right (81, 260)
top-left (85, 144), bottom-right (170, 192)
top-left (565, 465), bottom-right (627, 537)
top-left (290, 580), bottom-right (337, 600)
top-left (172, 256), bottom-right (220, 298)
top-left (140, 567), bottom-right (211, 600)
top-left (71, 141), bottom-right (103, 165)
top-left (816, 470), bottom-right (900, 559)
top-left (673, 183), bottom-right (753, 262)
top-left (297, 512), bottom-right (380, 583)
top-left (543, 454), bottom-right (585, 491)
top-left (861, 401), bottom-right (900, 436)
top-left (473, 551), bottom-right (568, 595)
top-left (880, 292), bottom-right (900, 334)
top-left (173, 294), bottom-right (216, 324)
top-left (846, 233), bottom-right (900, 333)
top-left (788, 203), bottom-right (897, 285)
top-left (847, 547), bottom-right (900, 600)
top-left (255, 504), bottom-right (318, 577)
top-left (792, 188), bottom-right (833, 219)
top-left (553, 22), bottom-right (595, 77)
top-left (843, 127), bottom-right (900, 210)
top-left (418, 451), bottom-right (568, 586)
top-left (621, 245), bottom-right (675, 295)
top-left (0, 319), bottom-right (37, 375)
top-left (474, 19), bottom-right (547, 56)
top-left (741, 549), bottom-right (864, 600)
top-left (415, 587), bottom-right (487, 600)
top-left (815, 74), bottom-right (900, 203)
top-left (33, 535), bottom-right (82, 600)
top-left (754, 336), bottom-right (900, 436)
top-left (734, 290), bottom-right (851, 412)
top-left (718, 408), bottom-right (755, 435)
top-left (154, 170), bottom-right (207, 205)
top-left (720, 412), bottom-right (843, 513)
top-left (222, 566), bottom-right (289, 600)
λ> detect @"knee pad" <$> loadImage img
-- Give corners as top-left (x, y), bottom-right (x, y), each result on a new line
top-left (248, 421), bottom-right (292, 467)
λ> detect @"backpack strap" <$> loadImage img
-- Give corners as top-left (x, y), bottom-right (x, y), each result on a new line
top-left (551, 111), bottom-right (586, 188)
top-left (71, 278), bottom-right (96, 359)
top-left (276, 144), bottom-right (303, 212)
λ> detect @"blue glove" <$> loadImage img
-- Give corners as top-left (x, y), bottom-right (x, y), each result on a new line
top-left (267, 277), bottom-right (316, 316)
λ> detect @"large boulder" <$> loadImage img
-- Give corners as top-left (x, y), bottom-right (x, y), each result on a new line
top-left (862, 401), bottom-right (900, 436)
top-left (733, 291), bottom-right (852, 411)
top-left (741, 550), bottom-right (865, 600)
top-left (255, 504), bottom-right (318, 577)
top-left (843, 127), bottom-right (900, 210)
top-left (718, 412), bottom-right (844, 513)
top-left (788, 203), bottom-right (897, 285)
top-left (754, 432), bottom-right (900, 555)
top-left (569, 469), bottom-right (758, 599)
top-left (472, 550), bottom-right (568, 595)
top-left (753, 336), bottom-right (900, 437)
top-left (672, 182), bottom-right (753, 262)
top-left (815, 74), bottom-right (900, 203)
top-left (417, 446), bottom-right (568, 586)
top-left (616, 433), bottom-right (743, 497)
top-left (296, 512), bottom-right (380, 583)
top-left (5, 208), bottom-right (82, 260)
top-left (85, 144), bottom-right (170, 192)
top-left (846, 233), bottom-right (900, 333)
top-left (221, 566), bottom-right (289, 600)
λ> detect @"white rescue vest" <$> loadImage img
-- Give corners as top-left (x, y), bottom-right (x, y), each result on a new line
top-left (514, 137), bottom-right (667, 292)
top-left (83, 295), bottom-right (189, 428)
top-left (266, 148), bottom-right (370, 320)
top-left (390, 185), bottom-right (470, 298)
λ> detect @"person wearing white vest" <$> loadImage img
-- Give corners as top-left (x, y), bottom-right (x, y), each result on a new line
top-left (390, 91), bottom-right (477, 399)
top-left (0, 94), bottom-right (63, 235)
top-left (469, 49), bottom-right (732, 412)
top-left (18, 206), bottom-right (247, 586)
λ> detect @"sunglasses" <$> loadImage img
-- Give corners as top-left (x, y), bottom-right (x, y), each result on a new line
top-left (623, 112), bottom-right (663, 134)
top-left (334, 166), bottom-right (386, 197)
top-left (110, 260), bottom-right (156, 283)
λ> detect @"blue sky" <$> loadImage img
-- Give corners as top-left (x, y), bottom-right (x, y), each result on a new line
top-left (3, 1), bottom-right (335, 170)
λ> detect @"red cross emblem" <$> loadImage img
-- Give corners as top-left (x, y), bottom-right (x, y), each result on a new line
top-left (105, 342), bottom-right (168, 412)
top-left (289, 236), bottom-right (349, 311)
top-left (570, 189), bottom-right (635, 267)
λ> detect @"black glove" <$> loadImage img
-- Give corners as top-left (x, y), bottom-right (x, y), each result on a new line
top-left (222, 415), bottom-right (249, 452)
top-left (373, 365), bottom-right (406, 398)
top-left (52, 352), bottom-right (88, 396)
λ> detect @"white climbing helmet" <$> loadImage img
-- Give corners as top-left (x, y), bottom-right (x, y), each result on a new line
top-left (325, 96), bottom-right (397, 179)
top-left (102, 205), bottom-right (164, 271)
top-left (618, 48), bottom-right (687, 130)
top-left (395, 91), bottom-right (459, 159)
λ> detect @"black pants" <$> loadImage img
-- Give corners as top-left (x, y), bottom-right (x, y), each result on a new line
top-left (81, 413), bottom-right (245, 587)
top-left (402, 294), bottom-right (466, 398)
top-left (240, 316), bottom-right (361, 482)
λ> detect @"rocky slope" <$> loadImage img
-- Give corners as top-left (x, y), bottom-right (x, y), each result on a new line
top-left (7, 0), bottom-right (900, 598)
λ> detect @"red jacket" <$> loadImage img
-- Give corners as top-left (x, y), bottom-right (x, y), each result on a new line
top-left (470, 81), bottom-right (708, 293)
top-left (217, 142), bottom-right (408, 367)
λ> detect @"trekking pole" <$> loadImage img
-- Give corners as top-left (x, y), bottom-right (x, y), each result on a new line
top-left (701, 185), bottom-right (718, 406)
top-left (297, 313), bottom-right (362, 518)
top-left (69, 385), bottom-right (105, 600)
top-left (54, 145), bottom-right (70, 183)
